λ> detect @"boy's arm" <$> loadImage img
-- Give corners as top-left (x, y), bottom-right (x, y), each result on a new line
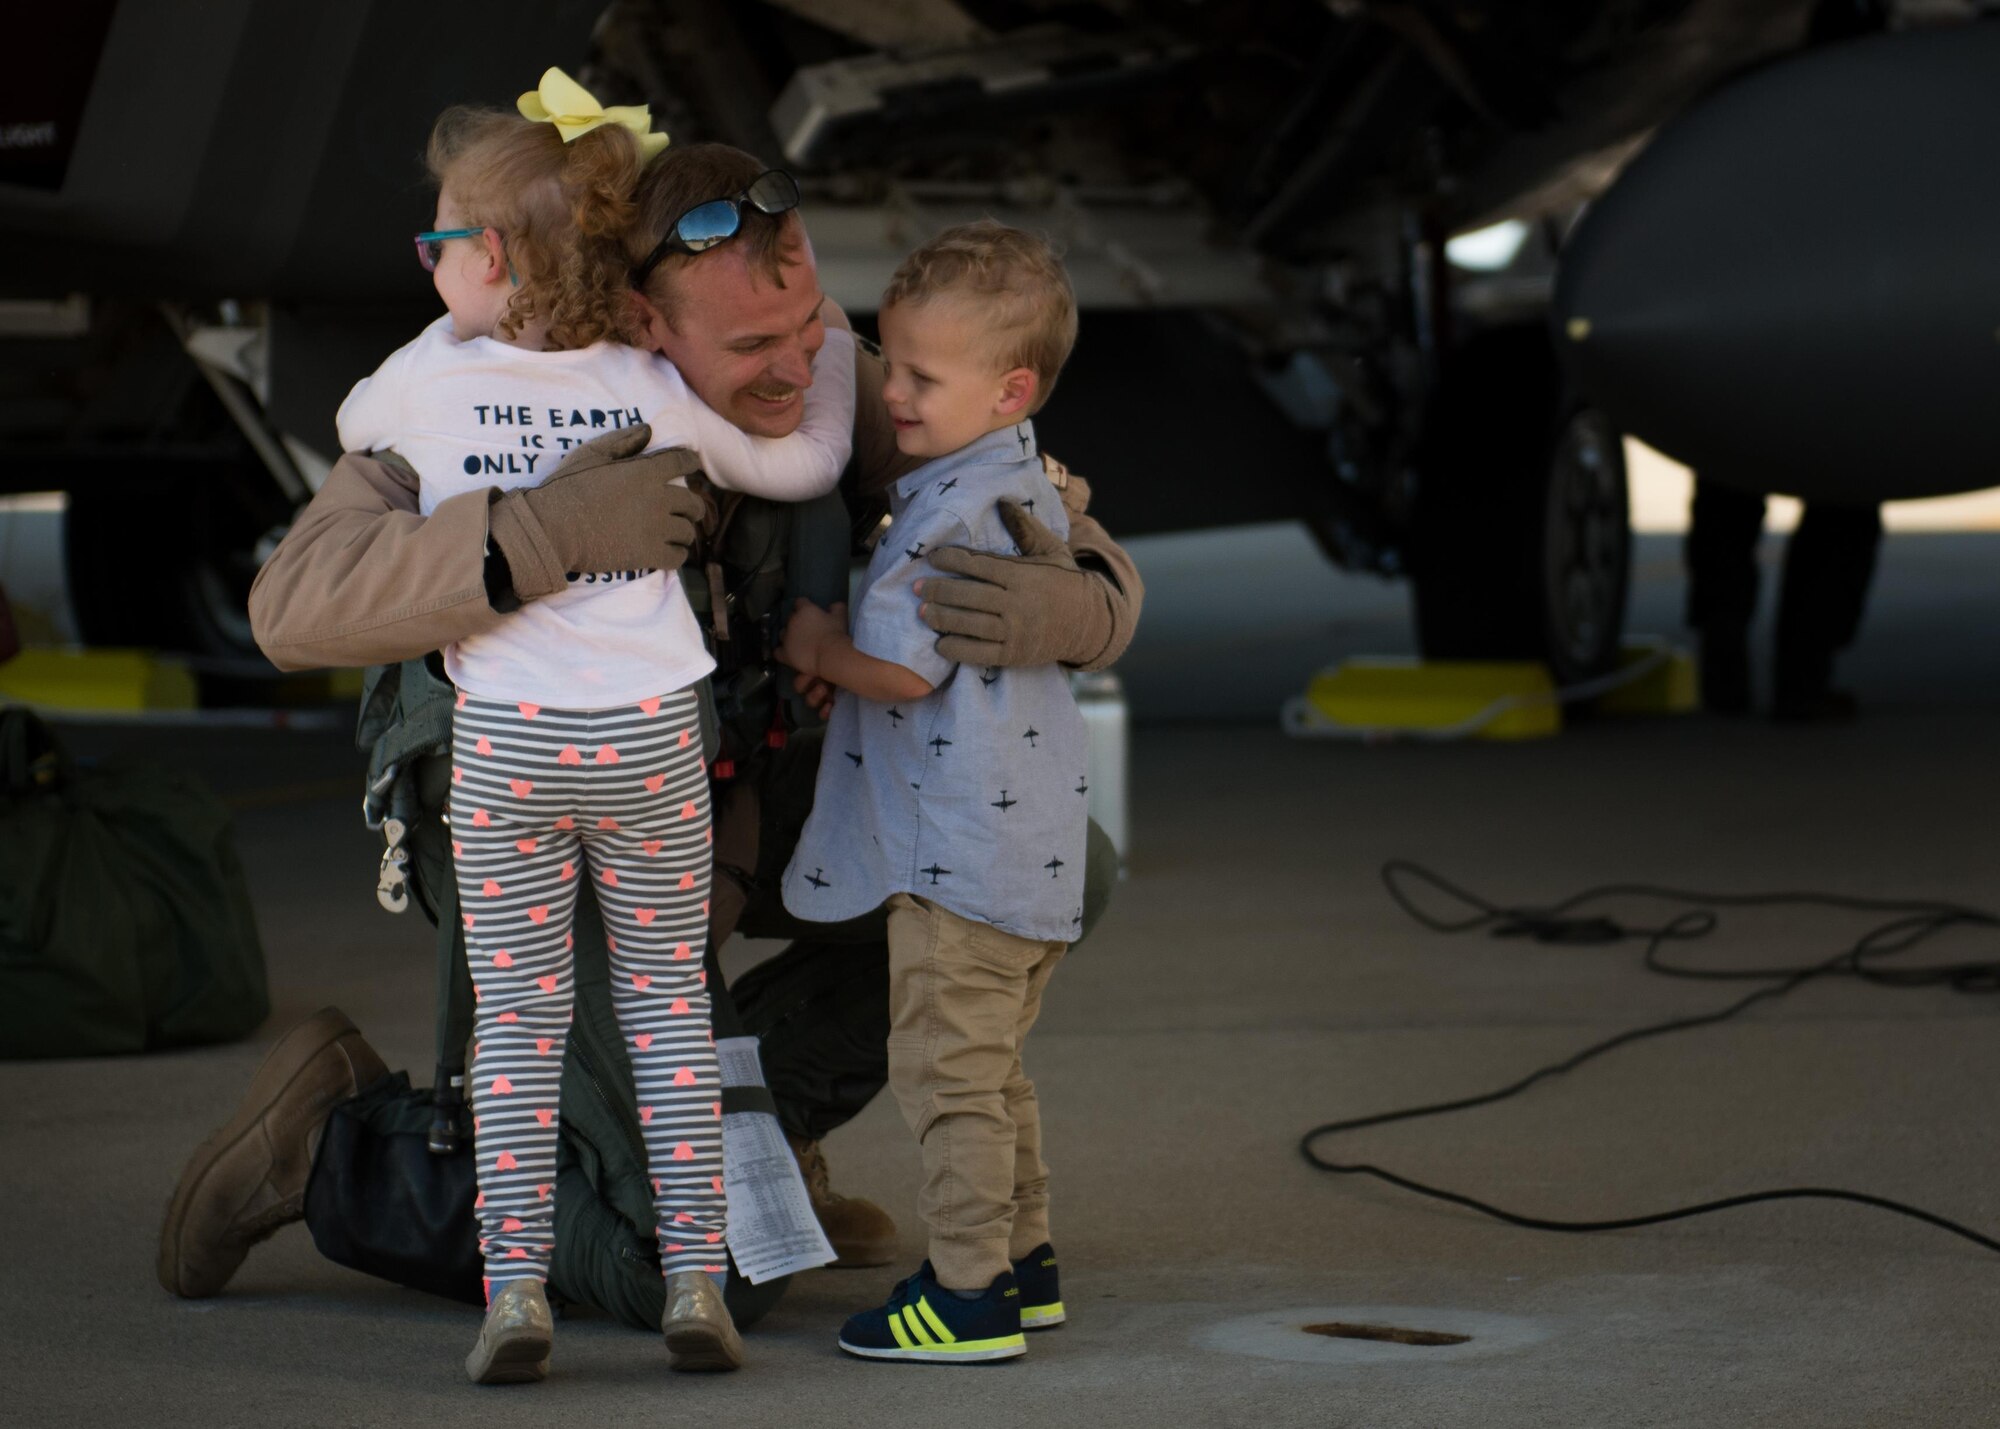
top-left (777, 600), bottom-right (934, 702)
top-left (779, 504), bottom-right (969, 704)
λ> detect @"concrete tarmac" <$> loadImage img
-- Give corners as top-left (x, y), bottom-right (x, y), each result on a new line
top-left (9, 531), bottom-right (2000, 1427)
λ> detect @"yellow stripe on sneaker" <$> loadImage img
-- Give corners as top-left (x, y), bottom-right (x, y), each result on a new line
top-left (900, 1304), bottom-right (936, 1347)
top-left (888, 1313), bottom-right (915, 1351)
top-left (915, 1297), bottom-right (958, 1344)
top-left (937, 1333), bottom-right (1027, 1354)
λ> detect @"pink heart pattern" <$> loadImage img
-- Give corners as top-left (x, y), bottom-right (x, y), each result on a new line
top-left (459, 696), bottom-right (725, 1282)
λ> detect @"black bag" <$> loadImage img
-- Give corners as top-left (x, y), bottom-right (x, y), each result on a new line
top-left (0, 707), bottom-right (268, 1057)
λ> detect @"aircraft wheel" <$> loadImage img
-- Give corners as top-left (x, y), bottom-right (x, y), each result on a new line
top-left (1409, 326), bottom-right (1630, 686)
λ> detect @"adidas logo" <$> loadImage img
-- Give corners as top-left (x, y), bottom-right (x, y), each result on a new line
top-left (1003, 1287), bottom-right (1019, 1298)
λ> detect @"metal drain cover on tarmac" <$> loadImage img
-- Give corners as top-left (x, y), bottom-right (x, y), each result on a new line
top-left (1195, 1306), bottom-right (1553, 1366)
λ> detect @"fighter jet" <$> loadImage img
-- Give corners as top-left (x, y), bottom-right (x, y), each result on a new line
top-left (1, 0), bottom-right (1989, 683)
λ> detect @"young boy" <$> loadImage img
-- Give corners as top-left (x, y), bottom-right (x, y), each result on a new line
top-left (776, 221), bottom-right (1086, 1363)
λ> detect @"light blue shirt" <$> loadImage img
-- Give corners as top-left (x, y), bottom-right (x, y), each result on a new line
top-left (782, 421), bottom-right (1089, 942)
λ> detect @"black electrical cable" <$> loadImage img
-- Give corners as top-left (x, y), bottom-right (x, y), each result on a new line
top-left (1299, 860), bottom-right (2000, 1255)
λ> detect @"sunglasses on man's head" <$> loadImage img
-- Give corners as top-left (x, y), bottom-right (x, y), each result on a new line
top-left (414, 227), bottom-right (487, 273)
top-left (630, 170), bottom-right (801, 289)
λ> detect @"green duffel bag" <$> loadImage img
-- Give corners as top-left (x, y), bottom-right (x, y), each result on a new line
top-left (0, 706), bottom-right (268, 1057)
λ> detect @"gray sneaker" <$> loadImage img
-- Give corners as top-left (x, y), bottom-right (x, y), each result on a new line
top-left (466, 1279), bottom-right (553, 1385)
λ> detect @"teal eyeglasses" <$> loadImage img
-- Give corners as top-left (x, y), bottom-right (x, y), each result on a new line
top-left (414, 227), bottom-right (488, 272)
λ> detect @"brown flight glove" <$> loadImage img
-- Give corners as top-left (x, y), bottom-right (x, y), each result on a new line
top-left (917, 466), bottom-right (1141, 671)
top-left (483, 425), bottom-right (708, 601)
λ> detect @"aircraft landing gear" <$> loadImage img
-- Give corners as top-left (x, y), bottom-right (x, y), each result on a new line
top-left (1409, 325), bottom-right (1631, 686)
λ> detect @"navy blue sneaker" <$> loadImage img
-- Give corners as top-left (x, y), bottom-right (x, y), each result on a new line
top-left (1011, 1243), bottom-right (1064, 1329)
top-left (837, 1262), bottom-right (1026, 1363)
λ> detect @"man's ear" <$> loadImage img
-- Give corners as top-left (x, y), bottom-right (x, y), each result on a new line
top-left (628, 290), bottom-right (671, 353)
top-left (995, 367), bottom-right (1038, 418)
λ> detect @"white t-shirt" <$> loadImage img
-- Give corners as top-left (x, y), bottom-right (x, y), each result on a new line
top-left (337, 318), bottom-right (855, 708)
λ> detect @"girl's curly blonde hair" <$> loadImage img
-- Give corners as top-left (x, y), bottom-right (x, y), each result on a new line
top-left (426, 105), bottom-right (647, 350)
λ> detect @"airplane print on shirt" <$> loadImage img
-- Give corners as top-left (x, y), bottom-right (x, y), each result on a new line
top-left (782, 420), bottom-right (1087, 941)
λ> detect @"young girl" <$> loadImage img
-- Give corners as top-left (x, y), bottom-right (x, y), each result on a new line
top-left (335, 69), bottom-right (855, 1384)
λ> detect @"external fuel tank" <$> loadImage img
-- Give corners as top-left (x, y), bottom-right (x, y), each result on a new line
top-left (1554, 22), bottom-right (2000, 502)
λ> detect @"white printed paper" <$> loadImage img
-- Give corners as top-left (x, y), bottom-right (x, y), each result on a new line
top-left (716, 1035), bottom-right (837, 1284)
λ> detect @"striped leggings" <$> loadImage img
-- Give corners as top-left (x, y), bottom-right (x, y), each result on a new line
top-left (449, 688), bottom-right (724, 1289)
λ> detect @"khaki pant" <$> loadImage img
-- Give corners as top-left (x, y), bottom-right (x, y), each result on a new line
top-left (885, 893), bottom-right (1067, 1290)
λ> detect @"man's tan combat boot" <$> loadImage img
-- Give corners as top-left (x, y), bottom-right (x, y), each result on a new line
top-left (786, 1133), bottom-right (897, 1268)
top-left (158, 1007), bottom-right (389, 1297)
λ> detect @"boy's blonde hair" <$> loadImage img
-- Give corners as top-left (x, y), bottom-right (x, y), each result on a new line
top-left (426, 106), bottom-right (647, 350)
top-left (881, 220), bottom-right (1078, 413)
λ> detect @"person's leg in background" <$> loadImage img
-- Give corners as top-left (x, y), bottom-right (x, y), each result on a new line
top-left (1773, 500), bottom-right (1884, 721)
top-left (1685, 476), bottom-right (1768, 715)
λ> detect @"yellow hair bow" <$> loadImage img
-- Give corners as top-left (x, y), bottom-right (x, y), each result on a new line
top-left (517, 66), bottom-right (669, 162)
